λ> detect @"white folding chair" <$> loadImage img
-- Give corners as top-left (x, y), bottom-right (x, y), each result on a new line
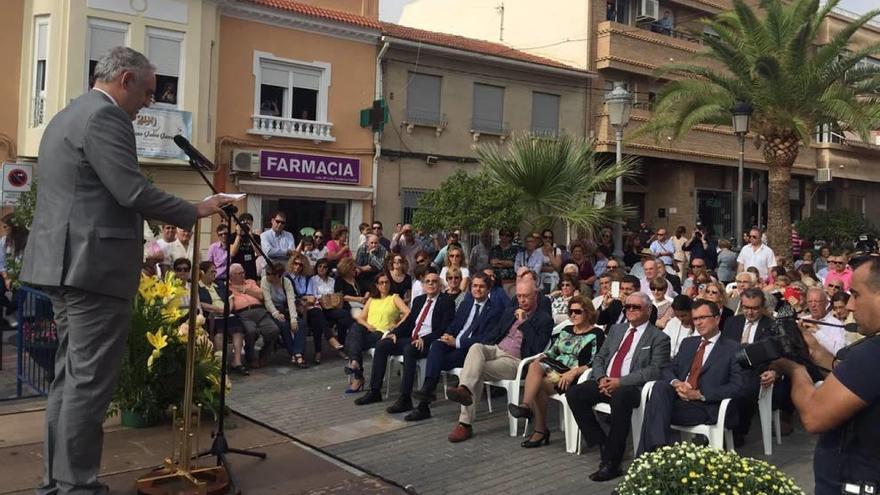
top-left (385, 355), bottom-right (427, 398)
top-left (758, 383), bottom-right (781, 455)
top-left (645, 381), bottom-right (735, 451)
top-left (588, 381), bottom-right (653, 455)
top-left (548, 369), bottom-right (592, 453)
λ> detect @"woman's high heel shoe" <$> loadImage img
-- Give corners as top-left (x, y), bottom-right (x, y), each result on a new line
top-left (520, 430), bottom-right (550, 448)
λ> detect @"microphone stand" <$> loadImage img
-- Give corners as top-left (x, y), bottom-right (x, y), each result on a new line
top-left (184, 156), bottom-right (273, 494)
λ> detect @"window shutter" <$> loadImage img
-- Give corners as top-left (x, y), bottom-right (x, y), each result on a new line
top-left (89, 25), bottom-right (126, 60)
top-left (531, 92), bottom-right (560, 134)
top-left (148, 35), bottom-right (181, 76)
top-left (293, 67), bottom-right (321, 91)
top-left (36, 22), bottom-right (48, 60)
top-left (406, 73), bottom-right (441, 121)
top-left (261, 62), bottom-right (290, 88)
top-left (472, 83), bottom-right (504, 132)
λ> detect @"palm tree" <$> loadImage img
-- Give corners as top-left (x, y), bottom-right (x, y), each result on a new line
top-left (478, 133), bottom-right (637, 236)
top-left (641, 0), bottom-right (880, 255)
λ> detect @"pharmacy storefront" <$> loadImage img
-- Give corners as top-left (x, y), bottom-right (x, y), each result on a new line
top-left (234, 149), bottom-right (373, 240)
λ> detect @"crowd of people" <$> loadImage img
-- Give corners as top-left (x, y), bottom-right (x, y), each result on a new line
top-left (140, 214), bottom-right (877, 483)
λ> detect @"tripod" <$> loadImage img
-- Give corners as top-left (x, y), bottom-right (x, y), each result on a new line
top-left (183, 154), bottom-right (273, 494)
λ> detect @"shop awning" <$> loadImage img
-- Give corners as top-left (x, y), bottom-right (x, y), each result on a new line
top-left (235, 178), bottom-right (374, 201)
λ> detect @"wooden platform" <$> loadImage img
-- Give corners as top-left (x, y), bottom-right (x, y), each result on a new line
top-left (0, 400), bottom-right (407, 495)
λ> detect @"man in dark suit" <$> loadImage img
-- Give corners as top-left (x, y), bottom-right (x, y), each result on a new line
top-left (20, 47), bottom-right (229, 495)
top-left (566, 292), bottom-right (670, 481)
top-left (721, 288), bottom-right (779, 445)
top-left (597, 274), bottom-right (657, 326)
top-left (355, 270), bottom-right (455, 412)
top-left (444, 280), bottom-right (554, 442)
top-left (638, 299), bottom-right (747, 454)
top-left (408, 273), bottom-right (503, 421)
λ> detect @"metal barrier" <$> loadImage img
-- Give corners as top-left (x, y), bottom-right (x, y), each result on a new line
top-left (16, 286), bottom-right (56, 397)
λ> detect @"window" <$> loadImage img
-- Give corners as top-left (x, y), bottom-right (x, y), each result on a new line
top-left (147, 28), bottom-right (183, 107)
top-left (31, 16), bottom-right (49, 127)
top-left (472, 83), bottom-right (505, 134)
top-left (816, 188), bottom-right (830, 211)
top-left (531, 92), bottom-right (560, 137)
top-left (401, 189), bottom-right (426, 225)
top-left (257, 58), bottom-right (324, 121)
top-left (406, 73), bottom-right (443, 125)
top-left (86, 18), bottom-right (128, 89)
top-left (849, 195), bottom-right (866, 214)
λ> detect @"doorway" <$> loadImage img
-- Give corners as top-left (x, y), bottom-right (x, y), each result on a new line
top-left (261, 198), bottom-right (348, 238)
top-left (696, 190), bottom-right (733, 241)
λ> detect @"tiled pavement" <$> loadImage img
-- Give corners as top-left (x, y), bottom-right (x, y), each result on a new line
top-left (229, 353), bottom-right (818, 495)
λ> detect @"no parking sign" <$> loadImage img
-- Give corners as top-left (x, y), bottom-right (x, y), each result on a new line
top-left (2, 162), bottom-right (33, 206)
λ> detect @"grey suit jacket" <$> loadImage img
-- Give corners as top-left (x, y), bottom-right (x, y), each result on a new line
top-left (588, 322), bottom-right (671, 388)
top-left (21, 90), bottom-right (197, 299)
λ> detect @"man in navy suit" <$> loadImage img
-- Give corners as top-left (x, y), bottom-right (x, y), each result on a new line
top-left (638, 299), bottom-right (747, 454)
top-left (355, 270), bottom-right (455, 413)
top-left (408, 273), bottom-right (503, 421)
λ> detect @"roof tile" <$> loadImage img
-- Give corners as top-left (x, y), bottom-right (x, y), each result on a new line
top-left (243, 0), bottom-right (382, 29)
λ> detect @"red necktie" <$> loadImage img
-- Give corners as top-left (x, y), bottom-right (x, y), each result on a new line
top-left (686, 339), bottom-right (711, 389)
top-left (608, 328), bottom-right (637, 378)
top-left (411, 298), bottom-right (434, 341)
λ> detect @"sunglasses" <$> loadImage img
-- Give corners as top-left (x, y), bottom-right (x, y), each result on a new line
top-left (829, 260), bottom-right (845, 265)
top-left (568, 308), bottom-right (584, 315)
top-left (741, 304), bottom-right (762, 311)
top-left (448, 254), bottom-right (461, 258)
top-left (704, 290), bottom-right (721, 295)
top-left (543, 235), bottom-right (553, 240)
top-left (174, 266), bottom-right (190, 272)
top-left (416, 258), bottom-right (427, 264)
top-left (827, 284), bottom-right (842, 289)
top-left (607, 264), bottom-right (619, 269)
top-left (749, 235), bottom-right (759, 239)
top-left (691, 264), bottom-right (705, 268)
top-left (314, 235), bottom-right (323, 239)
top-left (218, 232), bottom-right (228, 236)
top-left (560, 283), bottom-right (573, 287)
top-left (372, 226), bottom-right (381, 230)
top-left (423, 279), bottom-right (439, 285)
top-left (650, 287), bottom-right (665, 292)
top-left (376, 280), bottom-right (390, 285)
top-left (623, 304), bottom-right (643, 311)
top-left (292, 262), bottom-right (303, 266)
top-left (273, 219), bottom-right (286, 224)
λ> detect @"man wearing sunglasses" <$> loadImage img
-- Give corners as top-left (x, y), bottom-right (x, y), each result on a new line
top-left (824, 254), bottom-right (853, 292)
top-left (737, 228), bottom-right (777, 280)
top-left (260, 211), bottom-right (296, 265)
top-left (566, 292), bottom-right (670, 481)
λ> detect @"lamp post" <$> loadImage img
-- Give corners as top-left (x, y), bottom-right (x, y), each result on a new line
top-left (732, 101), bottom-right (753, 249)
top-left (605, 82), bottom-right (633, 261)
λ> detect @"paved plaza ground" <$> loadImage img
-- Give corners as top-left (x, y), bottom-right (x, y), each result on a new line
top-left (228, 352), bottom-right (820, 495)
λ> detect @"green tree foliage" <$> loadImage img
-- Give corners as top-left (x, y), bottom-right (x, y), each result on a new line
top-left (478, 133), bottom-right (637, 232)
top-left (411, 169), bottom-right (523, 232)
top-left (796, 209), bottom-right (876, 248)
top-left (640, 0), bottom-right (880, 256)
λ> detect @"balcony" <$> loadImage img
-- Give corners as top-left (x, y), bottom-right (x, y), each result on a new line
top-left (812, 129), bottom-right (880, 183)
top-left (248, 115), bottom-right (335, 142)
top-left (403, 109), bottom-right (448, 137)
top-left (595, 20), bottom-right (708, 77)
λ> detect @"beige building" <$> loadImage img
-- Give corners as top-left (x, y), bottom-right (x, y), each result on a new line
top-left (376, 22), bottom-right (594, 232)
top-left (400, 0), bottom-right (880, 238)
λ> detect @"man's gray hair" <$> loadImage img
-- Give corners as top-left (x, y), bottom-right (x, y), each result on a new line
top-left (807, 286), bottom-right (828, 302)
top-left (629, 291), bottom-right (652, 308)
top-left (93, 46), bottom-right (155, 83)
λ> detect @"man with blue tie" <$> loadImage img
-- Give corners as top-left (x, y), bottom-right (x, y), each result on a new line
top-left (409, 273), bottom-right (503, 421)
top-left (638, 299), bottom-right (747, 454)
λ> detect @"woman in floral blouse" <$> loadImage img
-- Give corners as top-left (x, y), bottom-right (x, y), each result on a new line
top-left (508, 295), bottom-right (605, 448)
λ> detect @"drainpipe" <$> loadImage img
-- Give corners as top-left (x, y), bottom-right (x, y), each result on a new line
top-left (372, 38), bottom-right (390, 215)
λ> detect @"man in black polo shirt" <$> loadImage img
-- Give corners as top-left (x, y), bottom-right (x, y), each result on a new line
top-left (773, 256), bottom-right (880, 495)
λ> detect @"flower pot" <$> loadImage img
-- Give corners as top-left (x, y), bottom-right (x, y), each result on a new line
top-left (121, 409), bottom-right (159, 428)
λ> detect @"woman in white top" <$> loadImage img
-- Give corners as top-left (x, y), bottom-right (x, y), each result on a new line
top-left (439, 246), bottom-right (469, 292)
top-left (310, 258), bottom-right (354, 352)
top-left (662, 295), bottom-right (695, 358)
top-left (648, 276), bottom-right (675, 329)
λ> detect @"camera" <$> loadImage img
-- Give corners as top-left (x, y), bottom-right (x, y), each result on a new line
top-left (735, 304), bottom-right (811, 369)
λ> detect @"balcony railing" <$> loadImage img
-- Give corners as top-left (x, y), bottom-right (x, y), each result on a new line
top-left (404, 109), bottom-right (448, 136)
top-left (31, 94), bottom-right (45, 127)
top-left (530, 126), bottom-right (561, 139)
top-left (248, 115), bottom-right (335, 142)
top-left (635, 20), bottom-right (705, 44)
top-left (471, 117), bottom-right (509, 136)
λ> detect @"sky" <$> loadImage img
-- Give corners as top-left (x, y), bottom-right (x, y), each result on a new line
top-left (378, 0), bottom-right (877, 23)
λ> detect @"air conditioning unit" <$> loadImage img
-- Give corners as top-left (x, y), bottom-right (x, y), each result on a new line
top-left (637, 0), bottom-right (659, 21)
top-left (816, 168), bottom-right (832, 183)
top-left (231, 149), bottom-right (259, 173)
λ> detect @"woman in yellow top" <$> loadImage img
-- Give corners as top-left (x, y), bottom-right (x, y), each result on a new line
top-left (344, 272), bottom-right (410, 393)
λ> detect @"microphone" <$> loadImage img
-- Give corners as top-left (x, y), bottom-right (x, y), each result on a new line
top-left (173, 134), bottom-right (216, 171)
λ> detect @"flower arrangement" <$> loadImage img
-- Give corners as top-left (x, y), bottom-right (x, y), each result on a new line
top-left (110, 273), bottom-right (226, 424)
top-left (616, 442), bottom-right (804, 495)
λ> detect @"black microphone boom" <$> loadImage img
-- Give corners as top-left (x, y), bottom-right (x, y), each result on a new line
top-left (173, 134), bottom-right (216, 171)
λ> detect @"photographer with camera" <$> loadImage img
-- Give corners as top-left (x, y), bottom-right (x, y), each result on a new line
top-left (771, 256), bottom-right (880, 495)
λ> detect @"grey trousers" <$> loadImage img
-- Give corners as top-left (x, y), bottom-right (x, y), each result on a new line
top-left (39, 286), bottom-right (132, 495)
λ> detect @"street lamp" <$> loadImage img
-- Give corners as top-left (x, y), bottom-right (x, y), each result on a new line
top-left (606, 81), bottom-right (632, 261)
top-left (732, 101), bottom-right (753, 249)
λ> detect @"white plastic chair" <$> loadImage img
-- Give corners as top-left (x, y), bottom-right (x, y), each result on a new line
top-left (758, 383), bottom-right (782, 455)
top-left (548, 368), bottom-right (592, 453)
top-left (484, 356), bottom-right (534, 436)
top-left (588, 381), bottom-right (653, 455)
top-left (385, 355), bottom-right (427, 399)
top-left (442, 367), bottom-right (463, 399)
top-left (645, 381), bottom-right (735, 451)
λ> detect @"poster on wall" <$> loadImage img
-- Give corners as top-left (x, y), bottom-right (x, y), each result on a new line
top-left (259, 150), bottom-right (361, 185)
top-left (1, 162), bottom-right (33, 206)
top-left (134, 107), bottom-right (192, 160)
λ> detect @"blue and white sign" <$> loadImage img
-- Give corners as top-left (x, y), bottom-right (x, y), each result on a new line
top-left (134, 107), bottom-right (192, 160)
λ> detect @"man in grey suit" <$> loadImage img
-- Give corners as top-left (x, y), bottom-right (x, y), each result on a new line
top-left (566, 292), bottom-right (670, 482)
top-left (20, 47), bottom-right (230, 495)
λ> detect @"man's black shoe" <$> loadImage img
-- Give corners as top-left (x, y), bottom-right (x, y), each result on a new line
top-left (589, 463), bottom-right (623, 482)
top-left (386, 396), bottom-right (413, 414)
top-left (354, 390), bottom-right (382, 405)
top-left (733, 433), bottom-right (746, 449)
top-left (412, 389), bottom-right (436, 403)
top-left (404, 405), bottom-right (431, 422)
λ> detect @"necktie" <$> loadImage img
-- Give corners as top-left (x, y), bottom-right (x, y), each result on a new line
top-left (608, 328), bottom-right (637, 378)
top-left (686, 339), bottom-right (711, 389)
top-left (741, 322), bottom-right (753, 344)
top-left (463, 303), bottom-right (482, 341)
top-left (411, 298), bottom-right (434, 341)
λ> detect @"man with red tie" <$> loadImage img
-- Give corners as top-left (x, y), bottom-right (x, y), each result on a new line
top-left (354, 269), bottom-right (455, 412)
top-left (566, 292), bottom-right (670, 482)
top-left (637, 299), bottom-right (747, 455)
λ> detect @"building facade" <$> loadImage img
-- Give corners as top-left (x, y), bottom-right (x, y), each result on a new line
top-left (399, 0), bottom-right (880, 238)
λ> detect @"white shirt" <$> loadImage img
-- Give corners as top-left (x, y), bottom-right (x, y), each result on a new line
top-left (592, 294), bottom-right (605, 313)
top-left (663, 317), bottom-right (694, 358)
top-left (410, 280), bottom-right (424, 307)
top-left (165, 239), bottom-right (193, 263)
top-left (455, 298), bottom-right (487, 348)
top-left (741, 317), bottom-right (762, 344)
top-left (813, 312), bottom-right (846, 355)
top-left (310, 275), bottom-right (335, 297)
top-left (439, 266), bottom-right (470, 287)
top-left (608, 320), bottom-right (649, 378)
top-left (737, 243), bottom-right (777, 279)
top-left (414, 296), bottom-right (437, 338)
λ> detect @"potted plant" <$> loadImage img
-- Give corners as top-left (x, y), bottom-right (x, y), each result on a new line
top-left (616, 442), bottom-right (804, 495)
